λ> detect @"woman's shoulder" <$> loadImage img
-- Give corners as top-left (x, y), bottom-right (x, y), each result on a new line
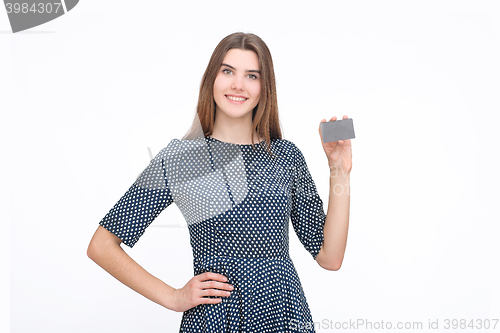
top-left (266, 138), bottom-right (304, 167)
top-left (274, 138), bottom-right (297, 149)
top-left (159, 137), bottom-right (212, 151)
top-left (273, 138), bottom-right (302, 156)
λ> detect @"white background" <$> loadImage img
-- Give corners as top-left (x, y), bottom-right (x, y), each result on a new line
top-left (2, 0), bottom-right (499, 332)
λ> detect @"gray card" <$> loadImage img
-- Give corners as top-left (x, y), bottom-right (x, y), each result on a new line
top-left (320, 118), bottom-right (355, 143)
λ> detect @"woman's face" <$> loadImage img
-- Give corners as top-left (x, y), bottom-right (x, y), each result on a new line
top-left (213, 49), bottom-right (261, 120)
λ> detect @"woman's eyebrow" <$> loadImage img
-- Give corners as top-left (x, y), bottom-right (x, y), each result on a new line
top-left (221, 63), bottom-right (260, 74)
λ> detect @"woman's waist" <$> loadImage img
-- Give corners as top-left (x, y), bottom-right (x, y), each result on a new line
top-left (191, 244), bottom-right (290, 259)
top-left (193, 253), bottom-right (291, 264)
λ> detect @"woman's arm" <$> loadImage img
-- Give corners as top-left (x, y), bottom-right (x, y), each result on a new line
top-left (315, 173), bottom-right (350, 271)
top-left (316, 115), bottom-right (353, 271)
top-left (87, 226), bottom-right (177, 310)
top-left (87, 226), bottom-right (233, 312)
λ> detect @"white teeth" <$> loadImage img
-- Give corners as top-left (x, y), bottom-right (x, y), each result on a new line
top-left (226, 95), bottom-right (247, 101)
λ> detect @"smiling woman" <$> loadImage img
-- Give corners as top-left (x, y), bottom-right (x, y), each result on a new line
top-left (212, 49), bottom-right (262, 130)
top-left (88, 32), bottom-right (351, 333)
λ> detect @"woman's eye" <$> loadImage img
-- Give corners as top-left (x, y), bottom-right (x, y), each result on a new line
top-left (248, 74), bottom-right (258, 80)
top-left (222, 69), bottom-right (232, 75)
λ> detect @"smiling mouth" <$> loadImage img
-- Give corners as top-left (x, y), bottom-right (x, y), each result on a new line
top-left (226, 95), bottom-right (248, 102)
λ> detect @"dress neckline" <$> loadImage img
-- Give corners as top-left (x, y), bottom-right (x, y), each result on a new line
top-left (205, 136), bottom-right (266, 147)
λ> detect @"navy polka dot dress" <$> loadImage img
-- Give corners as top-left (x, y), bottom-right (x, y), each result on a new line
top-left (99, 136), bottom-right (327, 332)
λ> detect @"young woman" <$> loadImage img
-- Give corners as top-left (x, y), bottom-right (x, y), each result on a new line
top-left (87, 32), bottom-right (352, 332)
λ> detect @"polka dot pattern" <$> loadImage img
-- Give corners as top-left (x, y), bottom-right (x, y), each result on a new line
top-left (99, 136), bottom-right (327, 332)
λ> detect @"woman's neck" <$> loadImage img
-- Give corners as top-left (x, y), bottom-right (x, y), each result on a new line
top-left (210, 116), bottom-right (263, 144)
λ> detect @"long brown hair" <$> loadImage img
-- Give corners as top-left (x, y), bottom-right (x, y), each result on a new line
top-left (182, 32), bottom-right (283, 157)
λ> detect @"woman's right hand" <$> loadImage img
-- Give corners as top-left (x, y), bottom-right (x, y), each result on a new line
top-left (171, 272), bottom-right (234, 312)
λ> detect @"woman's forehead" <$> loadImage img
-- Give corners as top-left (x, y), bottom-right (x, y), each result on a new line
top-left (222, 49), bottom-right (259, 70)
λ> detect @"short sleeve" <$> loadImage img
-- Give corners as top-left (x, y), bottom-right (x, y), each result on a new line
top-left (290, 143), bottom-right (326, 260)
top-left (99, 146), bottom-right (174, 248)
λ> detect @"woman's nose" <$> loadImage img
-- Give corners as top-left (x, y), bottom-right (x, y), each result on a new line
top-left (231, 75), bottom-right (245, 91)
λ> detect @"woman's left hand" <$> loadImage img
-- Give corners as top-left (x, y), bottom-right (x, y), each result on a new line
top-left (318, 115), bottom-right (353, 176)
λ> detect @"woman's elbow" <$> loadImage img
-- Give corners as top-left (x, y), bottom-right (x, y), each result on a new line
top-left (329, 261), bottom-right (343, 271)
top-left (87, 225), bottom-right (121, 260)
top-left (319, 258), bottom-right (343, 271)
top-left (87, 238), bottom-right (100, 260)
